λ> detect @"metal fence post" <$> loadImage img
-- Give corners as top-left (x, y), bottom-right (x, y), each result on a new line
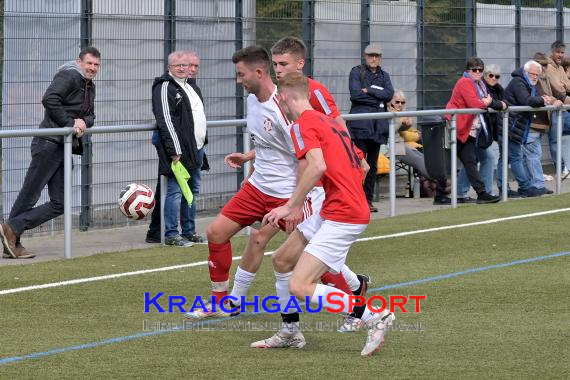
top-left (64, 131), bottom-right (73, 259)
top-left (235, 0), bottom-right (245, 189)
top-left (79, 0), bottom-right (93, 231)
top-left (556, 110), bottom-right (563, 194)
top-left (416, 0), bottom-right (425, 110)
top-left (388, 118), bottom-right (396, 217)
top-left (501, 111), bottom-right (509, 202)
top-left (164, 0), bottom-right (175, 63)
top-left (360, 0), bottom-right (370, 65)
top-left (302, 0), bottom-right (314, 77)
top-left (450, 114), bottom-right (457, 208)
top-left (556, 0), bottom-right (564, 43)
top-left (466, 0), bottom-right (476, 58)
top-left (513, 0), bottom-right (521, 69)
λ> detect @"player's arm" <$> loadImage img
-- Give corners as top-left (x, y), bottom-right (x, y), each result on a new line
top-left (263, 148), bottom-right (325, 231)
top-left (224, 149), bottom-right (255, 168)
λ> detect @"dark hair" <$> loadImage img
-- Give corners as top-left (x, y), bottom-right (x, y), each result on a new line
top-left (562, 57), bottom-right (570, 71)
top-left (551, 40), bottom-right (566, 51)
top-left (232, 45), bottom-right (271, 73)
top-left (465, 57), bottom-right (484, 70)
top-left (271, 37), bottom-right (306, 59)
top-left (79, 46), bottom-right (101, 60)
top-left (532, 52), bottom-right (548, 66)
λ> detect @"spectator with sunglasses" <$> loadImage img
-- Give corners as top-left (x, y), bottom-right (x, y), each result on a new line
top-left (455, 64), bottom-right (507, 202)
top-left (387, 90), bottom-right (450, 202)
top-left (445, 57), bottom-right (502, 204)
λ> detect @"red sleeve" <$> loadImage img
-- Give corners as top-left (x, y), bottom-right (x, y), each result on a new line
top-left (309, 80), bottom-right (341, 118)
top-left (290, 118), bottom-right (321, 160)
top-left (458, 77), bottom-right (487, 109)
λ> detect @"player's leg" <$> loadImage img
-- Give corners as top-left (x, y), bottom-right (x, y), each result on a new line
top-left (230, 223), bottom-right (280, 304)
top-left (186, 183), bottom-right (271, 319)
top-left (250, 229), bottom-right (308, 349)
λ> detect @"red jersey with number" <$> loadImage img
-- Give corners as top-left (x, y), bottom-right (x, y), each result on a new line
top-left (308, 78), bottom-right (341, 119)
top-left (290, 110), bottom-right (369, 224)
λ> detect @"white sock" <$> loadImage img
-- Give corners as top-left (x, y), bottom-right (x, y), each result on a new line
top-left (341, 265), bottom-right (360, 292)
top-left (311, 283), bottom-right (351, 314)
top-left (275, 271), bottom-right (293, 311)
top-left (229, 266), bottom-right (256, 306)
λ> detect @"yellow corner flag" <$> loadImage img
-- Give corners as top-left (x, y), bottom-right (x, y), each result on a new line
top-left (171, 161), bottom-right (193, 205)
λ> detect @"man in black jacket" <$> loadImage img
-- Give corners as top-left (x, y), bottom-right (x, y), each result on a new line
top-left (498, 60), bottom-right (548, 197)
top-left (148, 51), bottom-right (205, 247)
top-left (347, 43), bottom-right (394, 212)
top-left (0, 47), bottom-right (101, 259)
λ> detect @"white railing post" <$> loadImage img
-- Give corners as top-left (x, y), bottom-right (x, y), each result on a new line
top-left (64, 131), bottom-right (73, 259)
top-left (450, 114), bottom-right (457, 208)
top-left (388, 118), bottom-right (396, 217)
top-left (502, 111), bottom-right (509, 202)
top-left (556, 110), bottom-right (563, 195)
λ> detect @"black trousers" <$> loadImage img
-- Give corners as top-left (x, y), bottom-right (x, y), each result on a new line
top-left (457, 137), bottom-right (486, 194)
top-left (353, 138), bottom-right (381, 203)
top-left (8, 138), bottom-right (65, 237)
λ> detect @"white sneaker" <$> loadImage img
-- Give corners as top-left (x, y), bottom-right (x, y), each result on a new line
top-left (361, 310), bottom-right (395, 357)
top-left (562, 168), bottom-right (570, 181)
top-left (543, 174), bottom-right (554, 181)
top-left (250, 330), bottom-right (306, 349)
top-left (184, 301), bottom-right (231, 320)
top-left (337, 314), bottom-right (364, 333)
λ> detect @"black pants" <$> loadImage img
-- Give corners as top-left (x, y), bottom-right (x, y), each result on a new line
top-left (8, 138), bottom-right (65, 237)
top-left (147, 176), bottom-right (162, 238)
top-left (353, 138), bottom-right (381, 203)
top-left (457, 137), bottom-right (486, 194)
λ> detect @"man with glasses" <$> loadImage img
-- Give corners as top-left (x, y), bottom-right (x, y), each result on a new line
top-left (498, 60), bottom-right (550, 197)
top-left (149, 51), bottom-right (205, 247)
top-left (347, 43), bottom-right (394, 213)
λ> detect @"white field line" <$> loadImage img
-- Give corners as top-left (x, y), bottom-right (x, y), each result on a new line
top-left (1, 207), bottom-right (569, 296)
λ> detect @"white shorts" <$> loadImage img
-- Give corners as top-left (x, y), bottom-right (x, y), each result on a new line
top-left (297, 213), bottom-right (367, 274)
top-left (304, 186), bottom-right (325, 220)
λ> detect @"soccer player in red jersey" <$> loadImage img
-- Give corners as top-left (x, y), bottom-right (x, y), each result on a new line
top-left (250, 72), bottom-right (394, 356)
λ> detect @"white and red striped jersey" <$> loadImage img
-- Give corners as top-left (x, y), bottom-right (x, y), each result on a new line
top-left (246, 87), bottom-right (297, 199)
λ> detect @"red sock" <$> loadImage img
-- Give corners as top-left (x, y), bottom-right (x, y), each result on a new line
top-left (320, 272), bottom-right (352, 295)
top-left (208, 241), bottom-right (233, 304)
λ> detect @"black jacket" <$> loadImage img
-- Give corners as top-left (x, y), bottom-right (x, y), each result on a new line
top-left (485, 81), bottom-right (505, 142)
top-left (39, 61), bottom-right (96, 155)
top-left (502, 68), bottom-right (545, 145)
top-left (347, 64), bottom-right (394, 144)
top-left (152, 73), bottom-right (203, 176)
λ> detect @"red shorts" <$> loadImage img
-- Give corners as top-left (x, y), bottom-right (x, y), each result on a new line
top-left (221, 182), bottom-right (289, 230)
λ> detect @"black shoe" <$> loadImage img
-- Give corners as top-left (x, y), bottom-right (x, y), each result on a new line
top-left (368, 202), bottom-right (378, 213)
top-left (145, 234), bottom-right (161, 244)
top-left (533, 187), bottom-right (553, 195)
top-left (521, 187), bottom-right (542, 198)
top-left (503, 189), bottom-right (521, 198)
top-left (457, 196), bottom-right (476, 204)
top-left (182, 234), bottom-right (208, 244)
top-left (476, 192), bottom-right (501, 204)
top-left (433, 195), bottom-right (452, 205)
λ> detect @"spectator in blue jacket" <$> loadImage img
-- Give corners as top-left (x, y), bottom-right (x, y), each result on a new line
top-left (347, 43), bottom-right (394, 212)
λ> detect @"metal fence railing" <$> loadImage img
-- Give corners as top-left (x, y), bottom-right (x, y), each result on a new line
top-left (3, 0), bottom-right (570, 236)
top-left (1, 104), bottom-right (568, 259)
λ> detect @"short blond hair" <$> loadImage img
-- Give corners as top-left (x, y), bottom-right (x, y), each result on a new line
top-left (277, 72), bottom-right (309, 99)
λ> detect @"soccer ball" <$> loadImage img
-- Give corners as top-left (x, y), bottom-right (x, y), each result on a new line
top-left (118, 183), bottom-right (155, 220)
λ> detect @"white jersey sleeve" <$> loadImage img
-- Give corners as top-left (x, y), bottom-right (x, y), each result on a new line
top-left (245, 88), bottom-right (297, 198)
